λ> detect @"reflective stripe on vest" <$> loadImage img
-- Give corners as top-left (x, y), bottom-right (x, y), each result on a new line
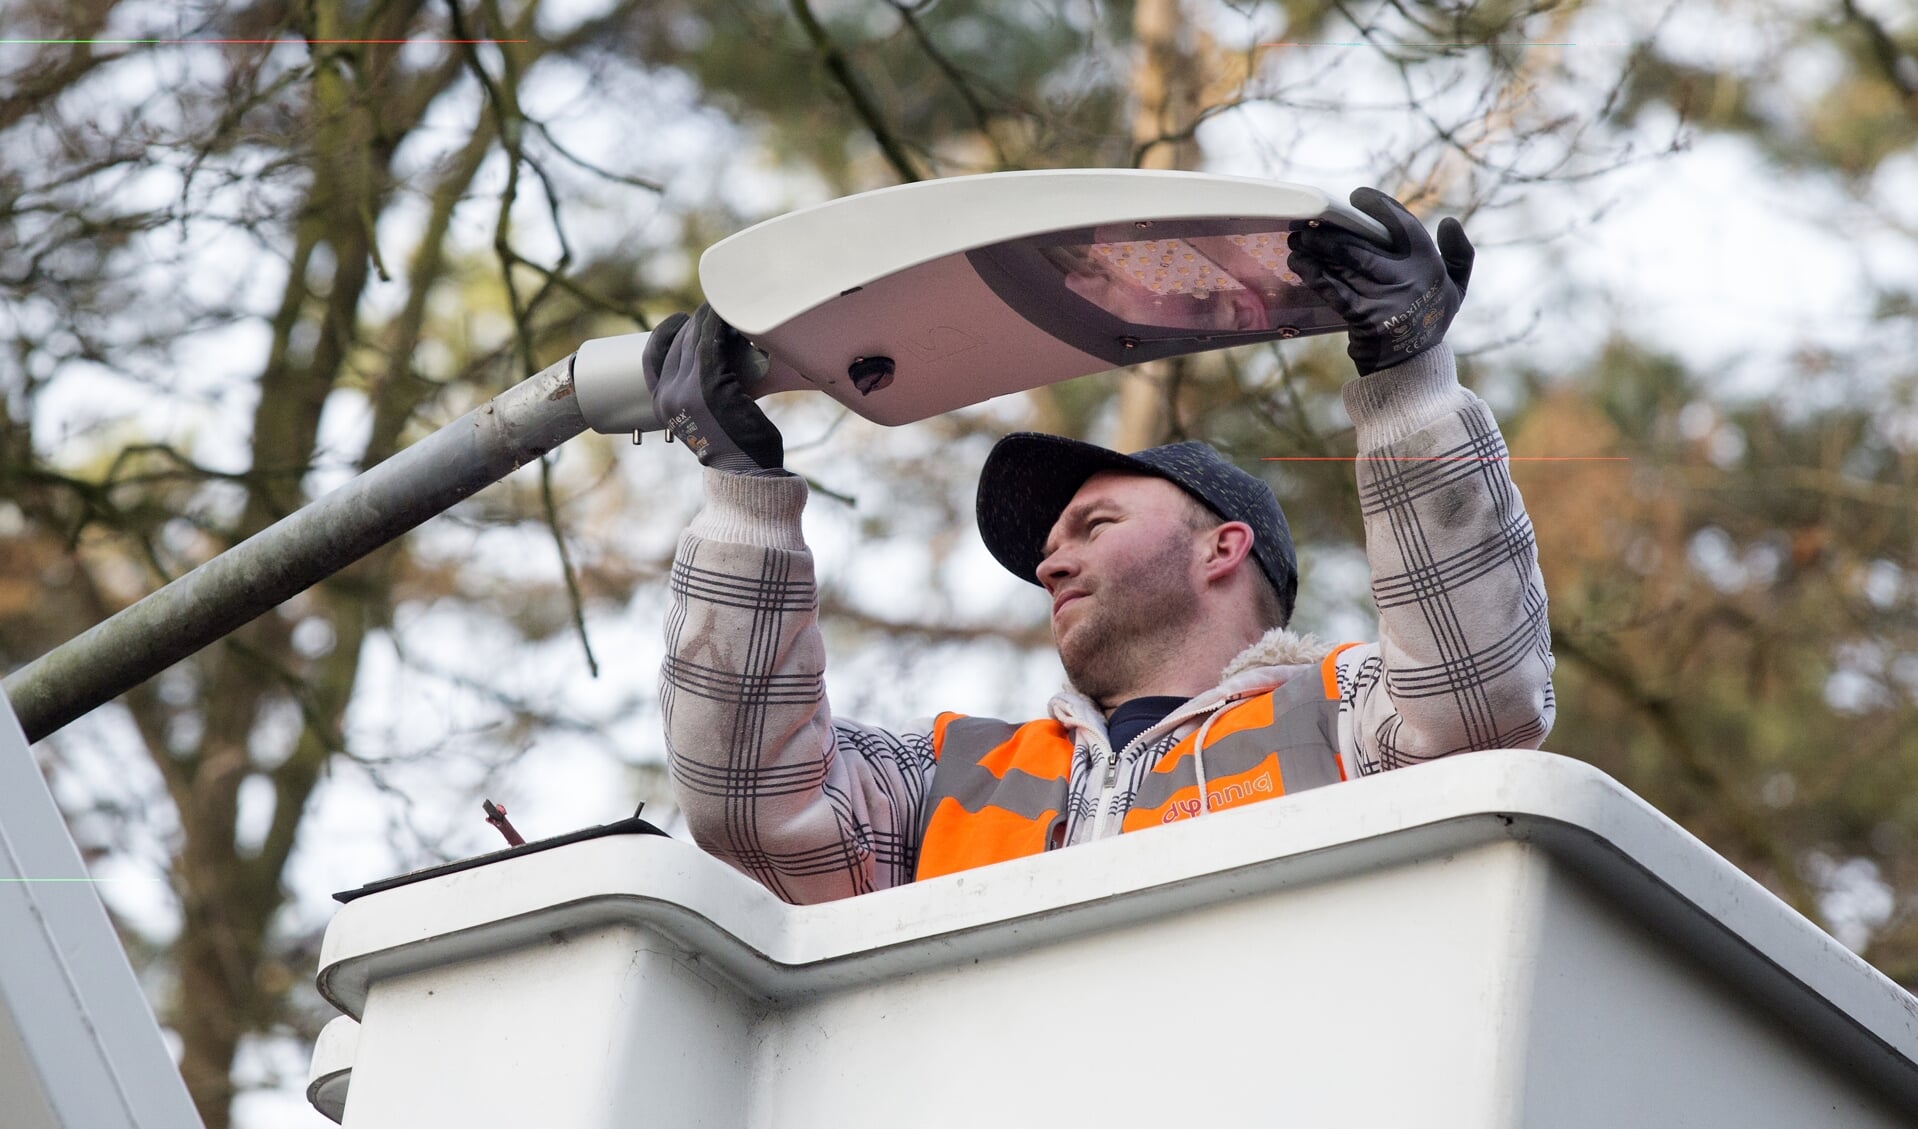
top-left (916, 714), bottom-right (1066, 881)
top-left (916, 644), bottom-right (1360, 881)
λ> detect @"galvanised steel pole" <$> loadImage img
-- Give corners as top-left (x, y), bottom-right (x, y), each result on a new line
top-left (5, 355), bottom-right (592, 743)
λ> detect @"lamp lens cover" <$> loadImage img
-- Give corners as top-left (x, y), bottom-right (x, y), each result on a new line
top-left (1038, 226), bottom-right (1307, 333)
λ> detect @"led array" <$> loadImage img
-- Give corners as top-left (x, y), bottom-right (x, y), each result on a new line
top-left (1225, 232), bottom-right (1300, 284)
top-left (1084, 232), bottom-right (1300, 298)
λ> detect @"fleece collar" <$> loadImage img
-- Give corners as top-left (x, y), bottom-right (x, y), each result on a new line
top-left (1048, 626), bottom-right (1335, 737)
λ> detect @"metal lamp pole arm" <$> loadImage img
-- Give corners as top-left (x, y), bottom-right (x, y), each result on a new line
top-left (4, 334), bottom-right (657, 744)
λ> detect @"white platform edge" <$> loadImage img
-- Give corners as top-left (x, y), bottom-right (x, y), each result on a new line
top-left (316, 750), bottom-right (1918, 1112)
top-left (0, 695), bottom-right (205, 1129)
top-left (305, 1016), bottom-right (356, 1123)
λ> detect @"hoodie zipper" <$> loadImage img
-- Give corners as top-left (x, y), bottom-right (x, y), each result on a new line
top-left (1087, 732), bottom-right (1135, 841)
top-left (1086, 697), bottom-right (1224, 840)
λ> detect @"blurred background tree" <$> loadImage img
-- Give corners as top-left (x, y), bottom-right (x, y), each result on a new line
top-left (2, 1), bottom-right (1915, 1125)
top-left (1529, 0), bottom-right (1918, 977)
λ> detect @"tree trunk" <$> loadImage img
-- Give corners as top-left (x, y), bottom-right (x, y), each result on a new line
top-left (1116, 0), bottom-right (1200, 452)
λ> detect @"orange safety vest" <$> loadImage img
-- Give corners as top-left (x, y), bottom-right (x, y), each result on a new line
top-left (916, 646), bottom-right (1356, 881)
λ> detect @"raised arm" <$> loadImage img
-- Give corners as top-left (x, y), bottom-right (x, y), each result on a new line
top-left (1290, 190), bottom-right (1556, 773)
top-left (648, 307), bottom-right (937, 902)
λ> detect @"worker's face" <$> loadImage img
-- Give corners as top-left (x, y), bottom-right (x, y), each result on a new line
top-left (1036, 472), bottom-right (1206, 700)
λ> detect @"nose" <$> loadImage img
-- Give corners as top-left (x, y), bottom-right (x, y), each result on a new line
top-left (1036, 543), bottom-right (1078, 592)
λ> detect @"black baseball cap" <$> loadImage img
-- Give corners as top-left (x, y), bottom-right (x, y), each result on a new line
top-left (976, 433), bottom-right (1298, 618)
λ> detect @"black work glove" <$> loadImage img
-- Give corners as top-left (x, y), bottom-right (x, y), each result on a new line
top-left (1287, 187), bottom-right (1475, 377)
top-left (643, 304), bottom-right (784, 474)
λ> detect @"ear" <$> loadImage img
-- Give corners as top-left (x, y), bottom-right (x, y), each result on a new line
top-left (1199, 521), bottom-right (1256, 585)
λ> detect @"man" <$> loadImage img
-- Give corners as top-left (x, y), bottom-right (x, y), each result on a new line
top-left (645, 187), bottom-right (1554, 904)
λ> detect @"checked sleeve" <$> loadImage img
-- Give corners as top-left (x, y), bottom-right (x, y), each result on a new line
top-left (1333, 344), bottom-right (1556, 774)
top-left (662, 469), bottom-right (938, 904)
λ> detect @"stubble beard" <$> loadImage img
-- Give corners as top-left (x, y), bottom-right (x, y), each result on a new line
top-left (1056, 531), bottom-right (1202, 705)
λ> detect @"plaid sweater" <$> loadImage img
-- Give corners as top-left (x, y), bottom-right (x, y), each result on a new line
top-left (662, 345), bottom-right (1555, 904)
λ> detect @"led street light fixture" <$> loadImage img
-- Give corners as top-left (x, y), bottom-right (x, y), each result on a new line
top-left (573, 170), bottom-right (1388, 433)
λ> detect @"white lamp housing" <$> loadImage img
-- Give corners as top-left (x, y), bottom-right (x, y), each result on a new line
top-left (699, 168), bottom-right (1386, 426)
top-left (573, 170), bottom-right (1387, 434)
